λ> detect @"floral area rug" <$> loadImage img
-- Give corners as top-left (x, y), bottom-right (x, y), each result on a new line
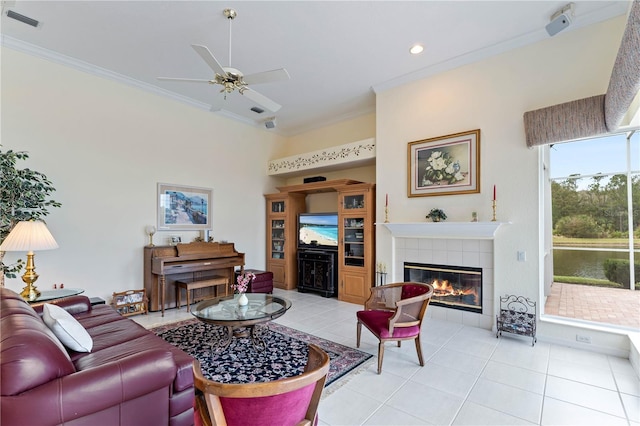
top-left (151, 319), bottom-right (372, 388)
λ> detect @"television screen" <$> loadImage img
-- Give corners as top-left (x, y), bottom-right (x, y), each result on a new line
top-left (298, 213), bottom-right (338, 249)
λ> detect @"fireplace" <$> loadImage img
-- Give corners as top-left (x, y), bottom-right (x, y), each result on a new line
top-left (404, 262), bottom-right (483, 313)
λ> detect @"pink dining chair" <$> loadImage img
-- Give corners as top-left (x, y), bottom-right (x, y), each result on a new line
top-left (356, 282), bottom-right (434, 374)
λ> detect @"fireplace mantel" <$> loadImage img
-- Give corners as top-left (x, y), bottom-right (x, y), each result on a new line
top-left (379, 222), bottom-right (508, 239)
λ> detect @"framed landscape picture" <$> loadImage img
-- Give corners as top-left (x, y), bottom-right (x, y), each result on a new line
top-left (157, 183), bottom-right (213, 231)
top-left (407, 129), bottom-right (480, 197)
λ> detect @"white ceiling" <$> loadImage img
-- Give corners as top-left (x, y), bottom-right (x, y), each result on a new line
top-left (0, 1), bottom-right (630, 136)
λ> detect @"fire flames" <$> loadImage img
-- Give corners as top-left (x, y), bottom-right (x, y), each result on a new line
top-left (430, 279), bottom-right (478, 302)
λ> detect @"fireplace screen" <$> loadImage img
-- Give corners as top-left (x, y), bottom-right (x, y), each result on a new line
top-left (404, 262), bottom-right (482, 313)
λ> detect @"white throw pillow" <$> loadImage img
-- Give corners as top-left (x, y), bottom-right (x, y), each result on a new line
top-left (42, 303), bottom-right (93, 352)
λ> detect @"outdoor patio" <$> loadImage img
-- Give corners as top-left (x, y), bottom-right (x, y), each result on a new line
top-left (545, 282), bottom-right (640, 329)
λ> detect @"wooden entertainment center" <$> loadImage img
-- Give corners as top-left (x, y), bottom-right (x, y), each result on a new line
top-left (265, 179), bottom-right (375, 304)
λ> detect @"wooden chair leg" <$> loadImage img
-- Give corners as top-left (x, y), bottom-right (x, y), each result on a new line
top-left (356, 322), bottom-right (362, 348)
top-left (377, 342), bottom-right (385, 374)
top-left (185, 289), bottom-right (191, 311)
top-left (414, 335), bottom-right (425, 367)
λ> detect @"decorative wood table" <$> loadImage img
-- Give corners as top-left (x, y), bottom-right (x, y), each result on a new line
top-left (191, 294), bottom-right (291, 353)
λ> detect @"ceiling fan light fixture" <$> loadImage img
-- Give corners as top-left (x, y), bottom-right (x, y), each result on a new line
top-left (410, 43), bottom-right (424, 55)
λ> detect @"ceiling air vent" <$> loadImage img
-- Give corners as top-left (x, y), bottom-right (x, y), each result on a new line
top-left (6, 10), bottom-right (40, 27)
top-left (250, 106), bottom-right (265, 114)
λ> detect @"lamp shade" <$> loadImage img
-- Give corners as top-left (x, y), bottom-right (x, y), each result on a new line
top-left (0, 221), bottom-right (59, 252)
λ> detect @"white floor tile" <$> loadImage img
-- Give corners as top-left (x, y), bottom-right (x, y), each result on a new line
top-left (491, 339), bottom-right (550, 374)
top-left (344, 369), bottom-right (408, 402)
top-left (363, 404), bottom-right (432, 425)
top-left (545, 376), bottom-right (626, 418)
top-left (387, 381), bottom-right (465, 425)
top-left (137, 287), bottom-right (638, 425)
top-left (549, 344), bottom-right (611, 371)
top-left (541, 397), bottom-right (628, 425)
top-left (481, 360), bottom-right (547, 395)
top-left (410, 363), bottom-right (478, 399)
top-left (467, 378), bottom-right (543, 424)
top-left (621, 393), bottom-right (640, 423)
top-left (429, 347), bottom-right (488, 376)
top-left (614, 368), bottom-right (640, 397)
top-left (453, 401), bottom-right (535, 425)
top-left (319, 387), bottom-right (383, 426)
top-left (547, 357), bottom-right (617, 390)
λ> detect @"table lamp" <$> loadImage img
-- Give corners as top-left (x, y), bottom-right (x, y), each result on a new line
top-left (0, 220), bottom-right (59, 301)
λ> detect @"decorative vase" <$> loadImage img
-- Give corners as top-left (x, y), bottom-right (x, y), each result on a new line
top-left (238, 292), bottom-right (248, 306)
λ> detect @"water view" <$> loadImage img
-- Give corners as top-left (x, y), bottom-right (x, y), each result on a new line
top-left (553, 248), bottom-right (637, 280)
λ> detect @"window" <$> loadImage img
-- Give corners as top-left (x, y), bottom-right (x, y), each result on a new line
top-left (544, 131), bottom-right (639, 329)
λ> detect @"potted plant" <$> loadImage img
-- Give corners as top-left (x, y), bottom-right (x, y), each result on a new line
top-left (427, 208), bottom-right (447, 222)
top-left (0, 147), bottom-right (61, 286)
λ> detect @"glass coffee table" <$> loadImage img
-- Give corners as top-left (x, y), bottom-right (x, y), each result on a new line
top-left (191, 293), bottom-right (291, 353)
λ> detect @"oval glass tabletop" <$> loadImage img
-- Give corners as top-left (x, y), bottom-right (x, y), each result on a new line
top-left (191, 293), bottom-right (292, 323)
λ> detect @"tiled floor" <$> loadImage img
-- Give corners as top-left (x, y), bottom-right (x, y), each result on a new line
top-left (544, 282), bottom-right (640, 329)
top-left (134, 289), bottom-right (640, 426)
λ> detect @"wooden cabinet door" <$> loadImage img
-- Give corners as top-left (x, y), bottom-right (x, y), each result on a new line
top-left (340, 271), bottom-right (370, 304)
top-left (269, 261), bottom-right (286, 289)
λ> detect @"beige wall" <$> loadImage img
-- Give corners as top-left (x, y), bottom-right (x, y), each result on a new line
top-left (1, 47), bottom-right (286, 302)
top-left (2, 14), bottom-right (632, 354)
top-left (375, 16), bottom-right (629, 354)
top-left (279, 113), bottom-right (375, 157)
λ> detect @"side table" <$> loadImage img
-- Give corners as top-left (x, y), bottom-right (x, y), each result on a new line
top-left (27, 288), bottom-right (84, 305)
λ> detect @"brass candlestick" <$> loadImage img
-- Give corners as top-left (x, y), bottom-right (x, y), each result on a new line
top-left (491, 200), bottom-right (497, 222)
top-left (384, 206), bottom-right (389, 223)
top-left (146, 225), bottom-right (156, 246)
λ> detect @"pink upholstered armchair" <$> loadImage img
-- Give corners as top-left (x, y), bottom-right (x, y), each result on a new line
top-left (193, 343), bottom-right (330, 426)
top-left (356, 282), bottom-right (434, 374)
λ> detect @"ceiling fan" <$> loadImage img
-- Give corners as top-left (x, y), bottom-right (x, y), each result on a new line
top-left (157, 8), bottom-right (289, 112)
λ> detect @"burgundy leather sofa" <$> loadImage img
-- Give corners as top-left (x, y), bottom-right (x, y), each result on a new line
top-left (0, 287), bottom-right (195, 426)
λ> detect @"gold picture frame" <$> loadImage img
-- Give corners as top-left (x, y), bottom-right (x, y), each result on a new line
top-left (407, 129), bottom-right (480, 197)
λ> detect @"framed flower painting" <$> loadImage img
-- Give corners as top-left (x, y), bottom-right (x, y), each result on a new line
top-left (407, 129), bottom-right (481, 197)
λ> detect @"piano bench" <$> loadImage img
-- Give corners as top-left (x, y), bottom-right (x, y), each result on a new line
top-left (174, 276), bottom-right (229, 311)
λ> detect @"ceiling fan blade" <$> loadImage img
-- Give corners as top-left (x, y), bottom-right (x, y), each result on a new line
top-left (191, 44), bottom-right (227, 76)
top-left (157, 77), bottom-right (212, 83)
top-left (242, 88), bottom-right (282, 112)
top-left (243, 68), bottom-right (290, 85)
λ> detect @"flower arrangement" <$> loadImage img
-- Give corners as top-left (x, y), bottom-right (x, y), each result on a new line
top-left (427, 208), bottom-right (447, 222)
top-left (421, 151), bottom-right (464, 186)
top-left (233, 271), bottom-right (256, 294)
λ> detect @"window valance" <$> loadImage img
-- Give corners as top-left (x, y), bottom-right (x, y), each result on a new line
top-left (524, 0), bottom-right (639, 147)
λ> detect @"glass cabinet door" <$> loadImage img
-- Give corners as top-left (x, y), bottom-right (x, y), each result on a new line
top-left (343, 217), bottom-right (365, 267)
top-left (271, 219), bottom-right (285, 259)
top-left (271, 200), bottom-right (285, 213)
top-left (342, 194), bottom-right (365, 210)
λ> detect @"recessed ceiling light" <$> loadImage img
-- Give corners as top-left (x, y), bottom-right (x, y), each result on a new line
top-left (410, 44), bottom-right (424, 55)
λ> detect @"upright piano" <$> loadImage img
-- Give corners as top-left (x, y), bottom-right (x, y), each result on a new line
top-left (143, 242), bottom-right (245, 315)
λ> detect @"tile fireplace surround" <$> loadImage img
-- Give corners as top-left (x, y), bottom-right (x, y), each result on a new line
top-left (382, 222), bottom-right (506, 330)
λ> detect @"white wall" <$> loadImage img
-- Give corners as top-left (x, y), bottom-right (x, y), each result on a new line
top-left (1, 47), bottom-right (287, 302)
top-left (375, 16), bottom-right (631, 355)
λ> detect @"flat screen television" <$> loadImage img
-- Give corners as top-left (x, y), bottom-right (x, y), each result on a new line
top-left (298, 212), bottom-right (339, 250)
